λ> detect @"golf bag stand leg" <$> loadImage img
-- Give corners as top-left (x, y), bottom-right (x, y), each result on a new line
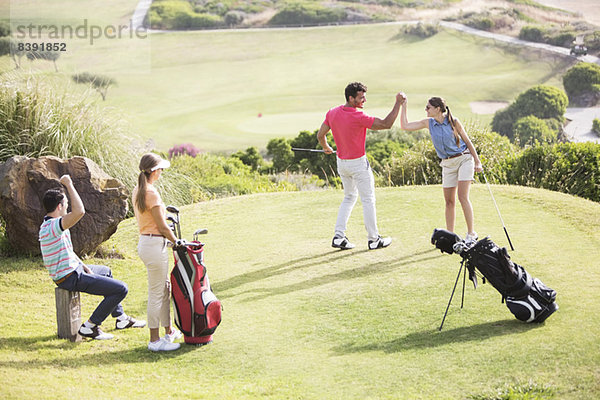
top-left (439, 259), bottom-right (467, 331)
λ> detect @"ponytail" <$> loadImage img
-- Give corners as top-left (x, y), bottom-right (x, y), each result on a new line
top-left (135, 171), bottom-right (150, 213)
top-left (135, 153), bottom-right (162, 213)
top-left (445, 106), bottom-right (461, 147)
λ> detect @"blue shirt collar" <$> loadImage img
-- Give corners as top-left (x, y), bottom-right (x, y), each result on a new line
top-left (432, 116), bottom-right (449, 126)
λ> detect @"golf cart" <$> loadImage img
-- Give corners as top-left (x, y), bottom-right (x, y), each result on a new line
top-left (570, 36), bottom-right (587, 56)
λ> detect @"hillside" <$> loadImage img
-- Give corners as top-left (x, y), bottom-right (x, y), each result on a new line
top-left (1, 185), bottom-right (599, 399)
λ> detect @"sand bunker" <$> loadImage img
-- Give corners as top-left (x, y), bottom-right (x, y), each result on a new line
top-left (469, 101), bottom-right (509, 114)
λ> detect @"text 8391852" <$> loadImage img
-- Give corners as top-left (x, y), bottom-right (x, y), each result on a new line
top-left (17, 42), bottom-right (67, 52)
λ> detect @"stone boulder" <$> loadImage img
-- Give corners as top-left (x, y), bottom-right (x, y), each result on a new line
top-left (0, 156), bottom-right (128, 256)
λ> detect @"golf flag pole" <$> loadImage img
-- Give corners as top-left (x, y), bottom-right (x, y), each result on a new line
top-left (482, 171), bottom-right (515, 251)
top-left (291, 148), bottom-right (336, 154)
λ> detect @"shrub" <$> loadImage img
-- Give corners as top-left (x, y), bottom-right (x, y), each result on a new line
top-left (0, 20), bottom-right (10, 37)
top-left (593, 118), bottom-right (600, 135)
top-left (563, 62), bottom-right (600, 99)
top-left (513, 115), bottom-right (557, 147)
top-left (403, 23), bottom-right (439, 38)
top-left (224, 10), bottom-right (245, 27)
top-left (519, 25), bottom-right (547, 42)
top-left (269, 3), bottom-right (347, 26)
top-left (168, 154), bottom-right (296, 200)
top-left (492, 85), bottom-right (567, 141)
top-left (231, 146), bottom-right (263, 171)
top-left (465, 122), bottom-right (517, 184)
top-left (507, 142), bottom-right (600, 202)
top-left (384, 140), bottom-right (440, 186)
top-left (148, 0), bottom-right (223, 30)
top-left (266, 137), bottom-right (294, 172)
top-left (546, 31), bottom-right (575, 48)
top-left (466, 17), bottom-right (494, 31)
top-left (585, 31), bottom-right (600, 52)
top-left (169, 143), bottom-right (201, 158)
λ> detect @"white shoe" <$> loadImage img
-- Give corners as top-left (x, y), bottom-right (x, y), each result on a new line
top-left (116, 315), bottom-right (147, 330)
top-left (465, 232), bottom-right (478, 245)
top-left (332, 235), bottom-right (355, 250)
top-left (148, 338), bottom-right (181, 352)
top-left (368, 236), bottom-right (392, 250)
top-left (164, 327), bottom-right (183, 343)
top-left (78, 325), bottom-right (114, 340)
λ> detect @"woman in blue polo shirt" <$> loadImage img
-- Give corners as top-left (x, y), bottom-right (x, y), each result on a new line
top-left (400, 95), bottom-right (483, 243)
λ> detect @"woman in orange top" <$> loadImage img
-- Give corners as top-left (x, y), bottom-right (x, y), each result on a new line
top-left (133, 153), bottom-right (182, 352)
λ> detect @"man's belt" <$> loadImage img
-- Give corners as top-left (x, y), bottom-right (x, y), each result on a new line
top-left (53, 271), bottom-right (75, 285)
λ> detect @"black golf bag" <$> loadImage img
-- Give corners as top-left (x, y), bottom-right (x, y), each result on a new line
top-left (431, 229), bottom-right (558, 323)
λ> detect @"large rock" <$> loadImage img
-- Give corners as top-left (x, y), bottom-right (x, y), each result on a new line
top-left (0, 156), bottom-right (128, 256)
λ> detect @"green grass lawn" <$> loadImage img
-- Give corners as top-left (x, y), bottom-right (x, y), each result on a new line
top-left (3, 21), bottom-right (574, 152)
top-left (1, 185), bottom-right (599, 399)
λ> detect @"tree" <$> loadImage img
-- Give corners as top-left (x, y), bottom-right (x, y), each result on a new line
top-left (562, 62), bottom-right (600, 106)
top-left (266, 138), bottom-right (294, 172)
top-left (26, 50), bottom-right (61, 72)
top-left (231, 146), bottom-right (263, 171)
top-left (72, 72), bottom-right (117, 101)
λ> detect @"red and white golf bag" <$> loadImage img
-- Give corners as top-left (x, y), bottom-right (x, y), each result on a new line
top-left (171, 241), bottom-right (222, 345)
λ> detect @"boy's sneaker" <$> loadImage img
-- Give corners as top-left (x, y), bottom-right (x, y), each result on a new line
top-left (116, 316), bottom-right (147, 330)
top-left (332, 235), bottom-right (355, 250)
top-left (78, 324), bottom-right (114, 340)
top-left (368, 236), bottom-right (392, 250)
top-left (148, 338), bottom-right (181, 352)
top-left (465, 232), bottom-right (478, 245)
top-left (164, 328), bottom-right (183, 343)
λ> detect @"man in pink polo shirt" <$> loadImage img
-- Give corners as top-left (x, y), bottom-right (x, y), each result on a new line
top-left (317, 82), bottom-right (405, 250)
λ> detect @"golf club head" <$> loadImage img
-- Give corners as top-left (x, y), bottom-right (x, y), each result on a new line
top-left (193, 228), bottom-right (208, 242)
top-left (166, 205), bottom-right (180, 214)
top-left (431, 228), bottom-right (462, 255)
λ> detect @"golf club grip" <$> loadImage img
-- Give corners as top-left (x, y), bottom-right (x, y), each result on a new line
top-left (504, 227), bottom-right (515, 251)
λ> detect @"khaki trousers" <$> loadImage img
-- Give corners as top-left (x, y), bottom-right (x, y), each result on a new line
top-left (138, 235), bottom-right (171, 329)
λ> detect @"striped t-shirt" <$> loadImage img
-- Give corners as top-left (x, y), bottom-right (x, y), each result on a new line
top-left (39, 217), bottom-right (80, 281)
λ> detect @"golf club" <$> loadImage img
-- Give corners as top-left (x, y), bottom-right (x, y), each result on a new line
top-left (166, 205), bottom-right (181, 239)
top-left (291, 148), bottom-right (336, 154)
top-left (482, 172), bottom-right (514, 251)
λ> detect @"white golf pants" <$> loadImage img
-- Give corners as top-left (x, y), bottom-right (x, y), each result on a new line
top-left (335, 155), bottom-right (379, 241)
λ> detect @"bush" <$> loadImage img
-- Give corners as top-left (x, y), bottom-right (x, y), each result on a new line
top-left (519, 25), bottom-right (547, 42)
top-left (148, 0), bottom-right (223, 29)
top-left (224, 10), bottom-right (245, 27)
top-left (546, 31), bottom-right (575, 48)
top-left (0, 20), bottom-right (10, 37)
top-left (492, 85), bottom-right (567, 142)
top-left (168, 154), bottom-right (296, 200)
top-left (384, 140), bottom-right (441, 186)
top-left (269, 3), bottom-right (347, 26)
top-left (513, 115), bottom-right (557, 147)
top-left (585, 31), bottom-right (600, 52)
top-left (507, 142), bottom-right (600, 202)
top-left (402, 23), bottom-right (439, 38)
top-left (266, 137), bottom-right (294, 172)
top-left (466, 17), bottom-right (494, 31)
top-left (593, 118), bottom-right (600, 135)
top-left (231, 146), bottom-right (263, 171)
top-left (169, 143), bottom-right (201, 158)
top-left (563, 62), bottom-right (600, 99)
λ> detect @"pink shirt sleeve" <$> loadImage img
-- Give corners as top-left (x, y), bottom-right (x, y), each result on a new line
top-left (359, 113), bottom-right (375, 129)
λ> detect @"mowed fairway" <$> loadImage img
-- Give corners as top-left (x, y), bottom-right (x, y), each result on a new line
top-left (6, 20), bottom-right (573, 152)
top-left (1, 186), bottom-right (599, 399)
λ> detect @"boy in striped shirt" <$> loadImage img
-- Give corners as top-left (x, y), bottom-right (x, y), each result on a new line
top-left (39, 175), bottom-right (145, 340)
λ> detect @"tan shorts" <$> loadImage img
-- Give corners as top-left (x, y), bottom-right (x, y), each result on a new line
top-left (440, 154), bottom-right (474, 188)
